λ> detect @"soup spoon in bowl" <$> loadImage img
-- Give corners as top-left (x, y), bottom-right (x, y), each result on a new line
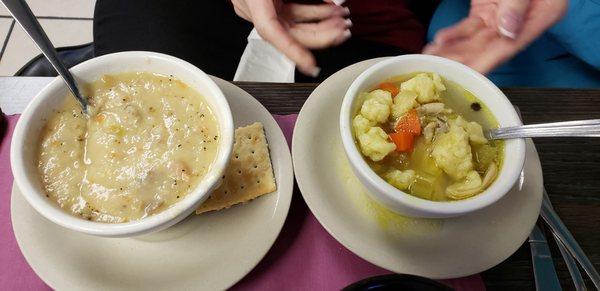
top-left (2, 0), bottom-right (89, 112)
top-left (486, 119), bottom-right (600, 140)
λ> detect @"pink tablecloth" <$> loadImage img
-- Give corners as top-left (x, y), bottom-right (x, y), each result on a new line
top-left (0, 114), bottom-right (485, 290)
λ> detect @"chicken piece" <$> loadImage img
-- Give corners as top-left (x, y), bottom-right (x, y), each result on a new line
top-left (95, 112), bottom-right (121, 135)
top-left (423, 122), bottom-right (437, 144)
top-left (400, 73), bottom-right (446, 103)
top-left (481, 162), bottom-right (497, 189)
top-left (446, 170), bottom-right (483, 199)
top-left (122, 104), bottom-right (141, 126)
top-left (431, 121), bottom-right (474, 180)
top-left (357, 127), bottom-right (396, 162)
top-left (360, 89), bottom-right (393, 123)
top-left (417, 102), bottom-right (446, 116)
top-left (352, 114), bottom-right (374, 136)
top-left (391, 91), bottom-right (418, 119)
top-left (384, 169), bottom-right (416, 190)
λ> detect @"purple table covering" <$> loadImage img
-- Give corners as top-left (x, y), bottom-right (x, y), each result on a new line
top-left (0, 114), bottom-right (485, 290)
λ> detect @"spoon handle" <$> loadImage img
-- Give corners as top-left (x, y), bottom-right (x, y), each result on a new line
top-left (542, 189), bottom-right (600, 289)
top-left (488, 119), bottom-right (600, 139)
top-left (1, 0), bottom-right (88, 111)
top-left (511, 106), bottom-right (587, 290)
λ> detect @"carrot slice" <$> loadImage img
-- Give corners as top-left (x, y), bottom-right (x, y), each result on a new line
top-left (395, 109), bottom-right (421, 135)
top-left (389, 132), bottom-right (415, 152)
top-left (95, 113), bottom-right (105, 123)
top-left (377, 82), bottom-right (400, 96)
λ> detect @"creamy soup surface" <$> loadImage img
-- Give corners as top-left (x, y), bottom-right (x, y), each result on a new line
top-left (38, 72), bottom-right (219, 223)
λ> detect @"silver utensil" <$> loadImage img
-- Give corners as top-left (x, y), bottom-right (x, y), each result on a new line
top-left (541, 188), bottom-right (600, 289)
top-left (543, 190), bottom-right (587, 291)
top-left (486, 119), bottom-right (600, 140)
top-left (512, 106), bottom-right (564, 291)
top-left (542, 188), bottom-right (587, 291)
top-left (512, 106), bottom-right (583, 290)
top-left (1, 0), bottom-right (88, 112)
top-left (529, 224), bottom-right (562, 291)
top-left (555, 237), bottom-right (586, 291)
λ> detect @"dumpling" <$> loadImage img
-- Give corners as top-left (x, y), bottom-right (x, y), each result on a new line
top-left (432, 73), bottom-right (446, 92)
top-left (360, 89), bottom-right (392, 123)
top-left (352, 114), bottom-right (374, 136)
top-left (465, 121), bottom-right (488, 145)
top-left (384, 169), bottom-right (416, 190)
top-left (431, 121), bottom-right (474, 180)
top-left (391, 91), bottom-right (418, 118)
top-left (400, 73), bottom-right (445, 103)
top-left (357, 127), bottom-right (396, 162)
top-left (446, 170), bottom-right (483, 199)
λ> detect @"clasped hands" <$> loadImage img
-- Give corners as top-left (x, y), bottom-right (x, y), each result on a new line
top-left (232, 0), bottom-right (567, 76)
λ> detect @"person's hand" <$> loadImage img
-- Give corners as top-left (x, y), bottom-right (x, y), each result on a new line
top-left (424, 0), bottom-right (567, 74)
top-left (231, 0), bottom-right (351, 77)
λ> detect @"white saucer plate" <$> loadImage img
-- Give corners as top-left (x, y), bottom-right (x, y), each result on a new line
top-left (292, 58), bottom-right (543, 279)
top-left (11, 77), bottom-right (293, 290)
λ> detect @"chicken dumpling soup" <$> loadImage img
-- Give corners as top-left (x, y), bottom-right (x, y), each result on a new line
top-left (352, 72), bottom-right (503, 201)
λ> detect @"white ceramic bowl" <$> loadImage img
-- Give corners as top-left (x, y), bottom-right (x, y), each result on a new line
top-left (11, 51), bottom-right (234, 237)
top-left (340, 55), bottom-right (526, 218)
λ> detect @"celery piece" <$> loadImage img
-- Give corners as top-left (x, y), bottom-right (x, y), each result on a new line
top-left (474, 144), bottom-right (498, 172)
top-left (410, 174), bottom-right (436, 200)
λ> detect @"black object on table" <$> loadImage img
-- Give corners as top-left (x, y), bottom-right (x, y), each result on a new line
top-left (0, 108), bottom-right (7, 143)
top-left (343, 274), bottom-right (454, 291)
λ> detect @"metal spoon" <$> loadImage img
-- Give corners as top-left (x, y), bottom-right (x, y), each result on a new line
top-left (1, 0), bottom-right (88, 112)
top-left (542, 188), bottom-right (600, 289)
top-left (542, 189), bottom-right (588, 291)
top-left (486, 119), bottom-right (600, 140)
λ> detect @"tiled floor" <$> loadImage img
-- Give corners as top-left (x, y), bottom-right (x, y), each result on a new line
top-left (0, 0), bottom-right (95, 76)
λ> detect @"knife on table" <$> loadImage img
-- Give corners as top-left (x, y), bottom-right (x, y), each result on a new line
top-left (543, 189), bottom-right (586, 291)
top-left (515, 105), bottom-right (562, 291)
top-left (529, 224), bottom-right (562, 291)
top-left (541, 188), bottom-right (600, 289)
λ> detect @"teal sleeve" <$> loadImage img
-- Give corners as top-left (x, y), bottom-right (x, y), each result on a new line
top-left (426, 0), bottom-right (470, 43)
top-left (426, 0), bottom-right (600, 88)
top-left (548, 0), bottom-right (600, 69)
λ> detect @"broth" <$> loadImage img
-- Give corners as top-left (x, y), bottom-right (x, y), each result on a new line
top-left (353, 73), bottom-right (504, 201)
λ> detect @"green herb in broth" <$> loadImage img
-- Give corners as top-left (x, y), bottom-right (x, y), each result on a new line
top-left (354, 72), bottom-right (504, 201)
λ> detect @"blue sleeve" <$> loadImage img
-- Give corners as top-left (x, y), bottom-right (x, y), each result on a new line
top-left (426, 0), bottom-right (470, 43)
top-left (548, 0), bottom-right (600, 69)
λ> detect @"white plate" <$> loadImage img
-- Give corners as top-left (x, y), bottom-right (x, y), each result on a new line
top-left (11, 77), bottom-right (293, 290)
top-left (292, 58), bottom-right (543, 279)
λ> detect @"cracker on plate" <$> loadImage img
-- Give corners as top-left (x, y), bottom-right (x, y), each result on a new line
top-left (196, 122), bottom-right (276, 214)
